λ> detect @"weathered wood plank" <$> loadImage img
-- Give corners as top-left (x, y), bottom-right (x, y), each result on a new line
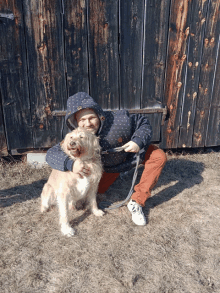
top-left (143, 113), bottom-right (162, 142)
top-left (0, 79), bottom-right (8, 156)
top-left (120, 0), bottom-right (145, 109)
top-left (23, 0), bottom-right (66, 148)
top-left (63, 0), bottom-right (89, 96)
top-left (160, 0), bottom-right (192, 149)
top-left (0, 1), bottom-right (33, 150)
top-left (142, 0), bottom-right (171, 107)
top-left (88, 0), bottom-right (119, 110)
top-left (178, 0), bottom-right (210, 148)
top-left (193, 0), bottom-right (220, 147)
top-left (141, 0), bottom-right (171, 145)
top-left (205, 23), bottom-right (220, 146)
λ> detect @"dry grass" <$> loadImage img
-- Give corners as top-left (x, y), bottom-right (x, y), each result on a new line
top-left (0, 150), bottom-right (220, 293)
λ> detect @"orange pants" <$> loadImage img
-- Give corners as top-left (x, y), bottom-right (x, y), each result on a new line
top-left (98, 145), bottom-right (167, 207)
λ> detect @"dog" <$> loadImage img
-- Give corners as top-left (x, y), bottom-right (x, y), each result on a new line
top-left (41, 127), bottom-right (104, 237)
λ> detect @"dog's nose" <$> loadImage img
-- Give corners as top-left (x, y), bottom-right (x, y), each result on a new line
top-left (70, 141), bottom-right (76, 146)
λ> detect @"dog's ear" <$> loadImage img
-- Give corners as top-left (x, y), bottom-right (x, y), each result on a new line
top-left (93, 136), bottom-right (101, 156)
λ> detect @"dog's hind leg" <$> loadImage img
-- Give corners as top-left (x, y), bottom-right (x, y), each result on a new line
top-left (41, 183), bottom-right (54, 212)
top-left (57, 187), bottom-right (75, 237)
top-left (87, 185), bottom-right (104, 217)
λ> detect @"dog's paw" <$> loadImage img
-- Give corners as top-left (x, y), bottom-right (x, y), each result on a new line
top-left (61, 224), bottom-right (75, 237)
top-left (93, 209), bottom-right (105, 217)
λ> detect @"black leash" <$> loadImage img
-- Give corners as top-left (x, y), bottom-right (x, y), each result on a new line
top-left (99, 147), bottom-right (140, 211)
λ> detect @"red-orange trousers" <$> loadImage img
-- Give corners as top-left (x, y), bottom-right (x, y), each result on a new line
top-left (98, 145), bottom-right (167, 207)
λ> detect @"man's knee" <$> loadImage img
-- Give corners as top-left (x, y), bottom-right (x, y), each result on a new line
top-left (150, 148), bottom-right (167, 165)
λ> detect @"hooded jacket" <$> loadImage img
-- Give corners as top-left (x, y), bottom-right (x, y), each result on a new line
top-left (46, 92), bottom-right (152, 173)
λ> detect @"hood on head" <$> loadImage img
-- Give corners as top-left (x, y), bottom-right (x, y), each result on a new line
top-left (65, 92), bottom-right (106, 134)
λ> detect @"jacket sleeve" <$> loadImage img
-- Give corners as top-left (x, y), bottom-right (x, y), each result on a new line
top-left (46, 143), bottom-right (74, 171)
top-left (130, 114), bottom-right (152, 149)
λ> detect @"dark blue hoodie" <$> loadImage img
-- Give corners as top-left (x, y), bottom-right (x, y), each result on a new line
top-left (46, 92), bottom-right (152, 173)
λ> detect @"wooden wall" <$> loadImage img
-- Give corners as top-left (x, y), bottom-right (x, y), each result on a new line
top-left (0, 0), bottom-right (220, 154)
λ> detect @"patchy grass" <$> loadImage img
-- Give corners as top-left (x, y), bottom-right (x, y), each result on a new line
top-left (0, 150), bottom-right (220, 293)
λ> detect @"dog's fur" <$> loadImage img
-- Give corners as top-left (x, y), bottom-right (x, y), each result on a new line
top-left (41, 127), bottom-right (104, 237)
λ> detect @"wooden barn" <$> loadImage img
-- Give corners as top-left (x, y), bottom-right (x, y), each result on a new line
top-left (0, 0), bottom-right (220, 156)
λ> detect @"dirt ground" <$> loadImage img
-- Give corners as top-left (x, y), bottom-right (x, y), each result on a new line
top-left (0, 149), bottom-right (220, 293)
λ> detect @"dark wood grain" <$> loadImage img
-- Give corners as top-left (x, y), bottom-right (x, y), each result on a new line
top-left (23, 0), bottom-right (66, 148)
top-left (178, 0), bottom-right (210, 148)
top-left (119, 0), bottom-right (145, 109)
top-left (142, 0), bottom-right (171, 107)
top-left (205, 4), bottom-right (220, 147)
top-left (0, 0), bottom-right (33, 151)
top-left (64, 0), bottom-right (89, 97)
top-left (88, 0), bottom-right (119, 110)
top-left (160, 0), bottom-right (192, 149)
top-left (192, 0), bottom-right (220, 147)
top-left (0, 78), bottom-right (8, 156)
top-left (141, 0), bottom-right (171, 145)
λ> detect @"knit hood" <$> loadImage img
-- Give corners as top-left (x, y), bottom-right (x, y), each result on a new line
top-left (65, 92), bottom-right (106, 134)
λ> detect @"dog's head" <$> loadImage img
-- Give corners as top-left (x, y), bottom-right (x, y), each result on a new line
top-left (61, 127), bottom-right (101, 160)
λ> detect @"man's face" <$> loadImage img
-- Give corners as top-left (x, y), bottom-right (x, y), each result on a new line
top-left (75, 108), bottom-right (100, 134)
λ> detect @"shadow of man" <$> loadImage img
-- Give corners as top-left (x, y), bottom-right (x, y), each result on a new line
top-left (142, 158), bottom-right (204, 222)
top-left (0, 179), bottom-right (47, 208)
top-left (104, 158), bottom-right (204, 222)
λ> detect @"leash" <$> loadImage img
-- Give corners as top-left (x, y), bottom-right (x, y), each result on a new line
top-left (99, 147), bottom-right (140, 211)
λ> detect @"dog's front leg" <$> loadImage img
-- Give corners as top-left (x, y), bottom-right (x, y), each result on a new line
top-left (88, 185), bottom-right (104, 217)
top-left (57, 191), bottom-right (75, 237)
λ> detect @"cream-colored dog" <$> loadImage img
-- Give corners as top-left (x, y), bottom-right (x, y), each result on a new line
top-left (41, 127), bottom-right (104, 237)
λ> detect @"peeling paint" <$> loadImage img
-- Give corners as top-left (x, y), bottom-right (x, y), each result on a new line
top-left (193, 92), bottom-right (197, 99)
top-left (201, 18), bottom-right (206, 24)
top-left (187, 110), bottom-right (191, 131)
top-left (194, 132), bottom-right (202, 142)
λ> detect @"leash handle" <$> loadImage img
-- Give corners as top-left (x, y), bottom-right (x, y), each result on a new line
top-left (101, 146), bottom-right (125, 155)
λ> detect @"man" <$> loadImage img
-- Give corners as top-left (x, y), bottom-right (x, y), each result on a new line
top-left (46, 92), bottom-right (167, 225)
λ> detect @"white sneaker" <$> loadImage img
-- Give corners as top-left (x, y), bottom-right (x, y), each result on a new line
top-left (127, 199), bottom-right (146, 226)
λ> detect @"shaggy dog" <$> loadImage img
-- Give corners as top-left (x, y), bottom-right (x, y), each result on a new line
top-left (41, 127), bottom-right (104, 237)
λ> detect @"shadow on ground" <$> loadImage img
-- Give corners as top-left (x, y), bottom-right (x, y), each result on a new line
top-left (0, 179), bottom-right (47, 208)
top-left (0, 159), bottom-right (204, 219)
top-left (101, 158), bottom-right (204, 221)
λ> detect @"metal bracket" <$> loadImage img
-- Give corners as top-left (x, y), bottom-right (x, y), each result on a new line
top-left (0, 12), bottom-right (14, 21)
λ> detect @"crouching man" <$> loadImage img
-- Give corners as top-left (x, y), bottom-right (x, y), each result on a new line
top-left (46, 92), bottom-right (167, 225)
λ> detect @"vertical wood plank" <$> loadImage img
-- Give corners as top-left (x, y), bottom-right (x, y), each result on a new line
top-left (88, 0), bottom-right (119, 110)
top-left (144, 113), bottom-right (162, 142)
top-left (0, 83), bottom-right (8, 156)
top-left (142, 0), bottom-right (171, 144)
top-left (23, 0), bottom-right (66, 148)
top-left (142, 0), bottom-right (171, 107)
top-left (160, 0), bottom-right (192, 149)
top-left (205, 18), bottom-right (220, 146)
top-left (178, 0), bottom-right (210, 148)
top-left (193, 0), bottom-right (220, 147)
top-left (64, 0), bottom-right (89, 97)
top-left (0, 0), bottom-right (33, 150)
top-left (120, 0), bottom-right (145, 109)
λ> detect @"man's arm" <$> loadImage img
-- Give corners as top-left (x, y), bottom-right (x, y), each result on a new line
top-left (46, 143), bottom-right (91, 177)
top-left (130, 114), bottom-right (153, 150)
top-left (46, 143), bottom-right (74, 171)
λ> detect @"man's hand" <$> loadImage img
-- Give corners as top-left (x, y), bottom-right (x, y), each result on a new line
top-left (122, 141), bottom-right (140, 153)
top-left (72, 160), bottom-right (91, 178)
